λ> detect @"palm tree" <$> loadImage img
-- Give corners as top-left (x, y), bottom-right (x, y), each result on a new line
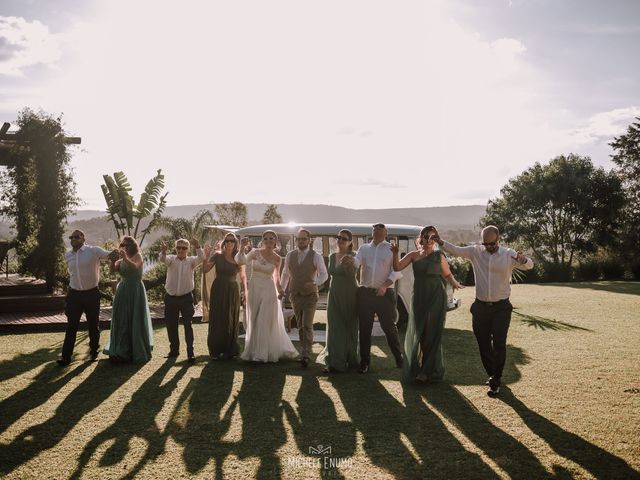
top-left (100, 169), bottom-right (168, 247)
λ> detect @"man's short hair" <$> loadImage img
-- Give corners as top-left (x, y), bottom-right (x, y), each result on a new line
top-left (481, 225), bottom-right (500, 238)
top-left (72, 229), bottom-right (85, 238)
top-left (297, 228), bottom-right (311, 238)
top-left (175, 238), bottom-right (190, 247)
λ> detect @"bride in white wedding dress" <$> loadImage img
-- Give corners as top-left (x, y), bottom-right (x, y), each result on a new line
top-left (235, 231), bottom-right (299, 362)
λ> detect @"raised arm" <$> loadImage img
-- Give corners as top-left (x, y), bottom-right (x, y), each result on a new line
top-left (391, 243), bottom-right (415, 271)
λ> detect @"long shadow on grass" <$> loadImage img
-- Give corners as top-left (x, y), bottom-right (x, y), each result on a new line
top-left (283, 374), bottom-right (357, 480)
top-left (330, 371), bottom-right (499, 479)
top-left (551, 281), bottom-right (640, 296)
top-left (499, 388), bottom-right (640, 479)
top-left (235, 362), bottom-right (290, 479)
top-left (0, 360), bottom-right (92, 435)
top-left (0, 333), bottom-right (87, 383)
top-left (167, 359), bottom-right (237, 479)
top-left (416, 328), bottom-right (549, 477)
top-left (0, 360), bottom-right (140, 476)
top-left (70, 359), bottom-right (189, 480)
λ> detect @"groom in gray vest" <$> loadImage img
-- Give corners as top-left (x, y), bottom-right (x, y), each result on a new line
top-left (281, 228), bottom-right (328, 368)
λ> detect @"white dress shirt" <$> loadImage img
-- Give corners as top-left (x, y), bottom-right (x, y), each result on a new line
top-left (162, 249), bottom-right (205, 296)
top-left (280, 247), bottom-right (329, 291)
top-left (65, 244), bottom-right (112, 291)
top-left (441, 241), bottom-right (533, 302)
top-left (355, 240), bottom-right (402, 289)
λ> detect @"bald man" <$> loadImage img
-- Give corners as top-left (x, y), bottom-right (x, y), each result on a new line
top-left (433, 225), bottom-right (533, 396)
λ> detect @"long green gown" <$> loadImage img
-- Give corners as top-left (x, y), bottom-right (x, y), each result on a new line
top-left (207, 253), bottom-right (241, 358)
top-left (403, 250), bottom-right (447, 383)
top-left (317, 252), bottom-right (359, 371)
top-left (104, 261), bottom-right (153, 363)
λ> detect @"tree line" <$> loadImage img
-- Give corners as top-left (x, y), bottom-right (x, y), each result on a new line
top-left (1, 109), bottom-right (638, 290)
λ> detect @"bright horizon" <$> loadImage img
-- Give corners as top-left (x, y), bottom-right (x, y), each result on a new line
top-left (1, 0), bottom-right (639, 210)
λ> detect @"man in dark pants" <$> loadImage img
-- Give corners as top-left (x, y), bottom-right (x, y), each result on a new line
top-left (161, 238), bottom-right (205, 363)
top-left (349, 223), bottom-right (403, 373)
top-left (434, 225), bottom-right (533, 396)
top-left (58, 230), bottom-right (118, 366)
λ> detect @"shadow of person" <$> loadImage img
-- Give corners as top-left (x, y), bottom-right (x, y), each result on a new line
top-left (166, 359), bottom-right (237, 479)
top-left (69, 359), bottom-right (189, 480)
top-left (282, 374), bottom-right (356, 480)
top-left (235, 361), bottom-right (290, 480)
top-left (0, 361), bottom-right (92, 435)
top-left (329, 363), bottom-right (498, 479)
top-left (404, 327), bottom-right (549, 478)
top-left (0, 360), bottom-right (140, 476)
top-left (499, 387), bottom-right (640, 479)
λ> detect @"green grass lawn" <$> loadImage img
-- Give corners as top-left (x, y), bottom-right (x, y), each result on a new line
top-left (1, 282), bottom-right (639, 479)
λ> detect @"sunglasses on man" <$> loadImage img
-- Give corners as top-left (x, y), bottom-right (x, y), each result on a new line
top-left (175, 245), bottom-right (189, 250)
top-left (68, 235), bottom-right (83, 240)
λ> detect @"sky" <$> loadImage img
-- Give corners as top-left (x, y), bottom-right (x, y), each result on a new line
top-left (1, 0), bottom-right (639, 210)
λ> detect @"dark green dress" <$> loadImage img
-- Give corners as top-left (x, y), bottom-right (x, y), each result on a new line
top-left (317, 252), bottom-right (359, 371)
top-left (207, 253), bottom-right (241, 358)
top-left (104, 262), bottom-right (153, 363)
top-left (403, 250), bottom-right (447, 383)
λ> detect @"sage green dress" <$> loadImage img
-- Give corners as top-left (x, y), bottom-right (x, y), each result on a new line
top-left (316, 252), bottom-right (359, 371)
top-left (104, 262), bottom-right (153, 363)
top-left (403, 250), bottom-right (447, 383)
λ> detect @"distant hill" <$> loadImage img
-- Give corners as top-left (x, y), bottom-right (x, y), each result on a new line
top-left (2, 203), bottom-right (486, 244)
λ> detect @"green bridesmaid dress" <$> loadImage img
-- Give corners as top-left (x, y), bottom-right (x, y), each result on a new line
top-left (403, 250), bottom-right (447, 383)
top-left (104, 262), bottom-right (153, 363)
top-left (317, 252), bottom-right (359, 371)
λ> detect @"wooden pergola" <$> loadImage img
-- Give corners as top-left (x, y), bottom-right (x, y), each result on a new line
top-left (0, 122), bottom-right (81, 166)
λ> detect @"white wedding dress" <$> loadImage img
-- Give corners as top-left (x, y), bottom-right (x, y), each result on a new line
top-left (240, 250), bottom-right (299, 362)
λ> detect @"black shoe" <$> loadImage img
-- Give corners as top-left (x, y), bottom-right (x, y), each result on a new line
top-left (164, 352), bottom-right (179, 359)
top-left (487, 385), bottom-right (500, 397)
top-left (488, 376), bottom-right (501, 389)
top-left (187, 356), bottom-right (195, 364)
top-left (358, 363), bottom-right (369, 374)
top-left (90, 352), bottom-right (99, 361)
top-left (301, 357), bottom-right (309, 368)
top-left (56, 358), bottom-right (71, 367)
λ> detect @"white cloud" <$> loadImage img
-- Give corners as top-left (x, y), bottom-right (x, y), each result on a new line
top-left (0, 16), bottom-right (62, 76)
top-left (567, 106), bottom-right (640, 144)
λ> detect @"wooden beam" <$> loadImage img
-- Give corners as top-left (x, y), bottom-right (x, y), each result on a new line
top-left (0, 123), bottom-right (9, 139)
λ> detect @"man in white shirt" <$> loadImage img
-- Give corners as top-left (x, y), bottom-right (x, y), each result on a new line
top-left (161, 238), bottom-right (205, 363)
top-left (351, 223), bottom-right (404, 373)
top-left (281, 228), bottom-right (329, 368)
top-left (434, 225), bottom-right (533, 396)
top-left (58, 230), bottom-right (118, 366)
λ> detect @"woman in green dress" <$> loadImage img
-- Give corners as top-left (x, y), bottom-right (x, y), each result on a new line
top-left (392, 226), bottom-right (462, 383)
top-left (203, 233), bottom-right (246, 359)
top-left (104, 236), bottom-right (154, 363)
top-left (317, 229), bottom-right (359, 373)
